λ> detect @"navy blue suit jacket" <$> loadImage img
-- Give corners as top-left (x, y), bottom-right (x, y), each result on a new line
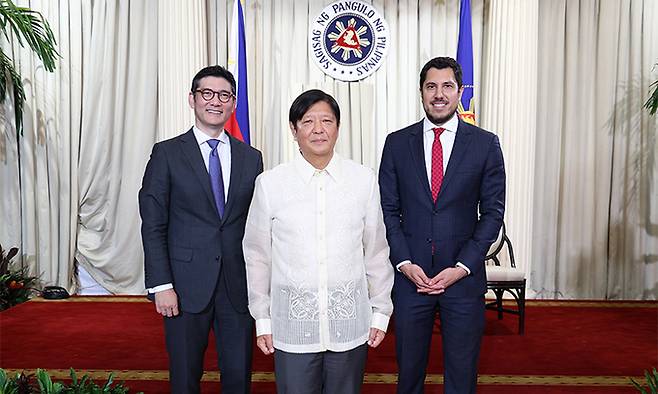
top-left (139, 129), bottom-right (263, 313)
top-left (379, 119), bottom-right (505, 298)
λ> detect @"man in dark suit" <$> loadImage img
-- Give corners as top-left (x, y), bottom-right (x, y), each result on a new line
top-left (139, 65), bottom-right (263, 394)
top-left (379, 57), bottom-right (506, 394)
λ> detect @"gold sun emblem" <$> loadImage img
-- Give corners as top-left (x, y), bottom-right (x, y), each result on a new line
top-left (328, 18), bottom-right (371, 62)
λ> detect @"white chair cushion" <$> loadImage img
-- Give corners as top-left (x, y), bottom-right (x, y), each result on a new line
top-left (486, 265), bottom-right (526, 281)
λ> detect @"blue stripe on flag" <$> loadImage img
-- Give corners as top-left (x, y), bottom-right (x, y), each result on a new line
top-left (457, 0), bottom-right (474, 115)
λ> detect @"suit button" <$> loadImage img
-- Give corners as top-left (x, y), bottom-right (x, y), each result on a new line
top-left (215, 256), bottom-right (220, 261)
top-left (433, 211), bottom-right (438, 216)
top-left (426, 238), bottom-right (432, 243)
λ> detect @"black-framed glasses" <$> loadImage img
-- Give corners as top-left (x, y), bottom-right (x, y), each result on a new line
top-left (194, 89), bottom-right (235, 103)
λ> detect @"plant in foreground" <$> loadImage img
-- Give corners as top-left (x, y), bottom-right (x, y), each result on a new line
top-left (631, 367), bottom-right (658, 394)
top-left (0, 368), bottom-right (142, 393)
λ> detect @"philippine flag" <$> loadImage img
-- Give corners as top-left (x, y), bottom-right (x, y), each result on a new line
top-left (225, 0), bottom-right (250, 144)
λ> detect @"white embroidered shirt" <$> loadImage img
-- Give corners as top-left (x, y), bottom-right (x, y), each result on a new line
top-left (243, 153), bottom-right (394, 353)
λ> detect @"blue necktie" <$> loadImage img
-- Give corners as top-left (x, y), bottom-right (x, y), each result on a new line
top-left (207, 139), bottom-right (225, 218)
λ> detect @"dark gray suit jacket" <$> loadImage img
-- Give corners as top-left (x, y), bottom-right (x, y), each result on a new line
top-left (139, 128), bottom-right (263, 313)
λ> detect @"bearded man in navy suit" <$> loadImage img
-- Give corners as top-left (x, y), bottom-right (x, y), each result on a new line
top-left (139, 65), bottom-right (263, 393)
top-left (379, 57), bottom-right (506, 394)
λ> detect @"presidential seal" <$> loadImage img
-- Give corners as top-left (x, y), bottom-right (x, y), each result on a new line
top-left (310, 1), bottom-right (390, 82)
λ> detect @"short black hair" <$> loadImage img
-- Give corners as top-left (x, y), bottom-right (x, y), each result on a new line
top-left (419, 57), bottom-right (463, 90)
top-left (289, 89), bottom-right (341, 127)
top-left (191, 65), bottom-right (236, 94)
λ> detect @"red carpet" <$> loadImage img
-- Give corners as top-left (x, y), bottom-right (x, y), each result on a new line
top-left (1, 297), bottom-right (656, 393)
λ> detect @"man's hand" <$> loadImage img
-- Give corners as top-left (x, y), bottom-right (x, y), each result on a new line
top-left (256, 334), bottom-right (275, 355)
top-left (154, 289), bottom-right (179, 317)
top-left (419, 267), bottom-right (469, 295)
top-left (399, 263), bottom-right (433, 291)
top-left (367, 328), bottom-right (386, 348)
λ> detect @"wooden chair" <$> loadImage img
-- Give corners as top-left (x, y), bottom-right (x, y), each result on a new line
top-left (485, 222), bottom-right (526, 334)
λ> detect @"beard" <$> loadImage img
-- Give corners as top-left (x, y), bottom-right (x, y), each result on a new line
top-left (425, 109), bottom-right (457, 126)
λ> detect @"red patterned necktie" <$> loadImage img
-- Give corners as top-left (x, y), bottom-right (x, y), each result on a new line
top-left (431, 127), bottom-right (445, 202)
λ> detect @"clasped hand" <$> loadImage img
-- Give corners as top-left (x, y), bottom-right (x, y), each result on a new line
top-left (399, 263), bottom-right (467, 294)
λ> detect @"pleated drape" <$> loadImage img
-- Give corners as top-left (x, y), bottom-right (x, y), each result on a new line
top-left (0, 0), bottom-right (655, 299)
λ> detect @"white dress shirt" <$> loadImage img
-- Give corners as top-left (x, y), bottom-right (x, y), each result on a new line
top-left (243, 153), bottom-right (394, 353)
top-left (396, 113), bottom-right (470, 275)
top-left (147, 126), bottom-right (232, 294)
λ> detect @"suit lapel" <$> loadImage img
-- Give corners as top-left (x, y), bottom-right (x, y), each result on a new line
top-left (408, 120), bottom-right (433, 202)
top-left (179, 129), bottom-right (219, 217)
top-left (438, 119), bottom-right (473, 200)
top-left (222, 134), bottom-right (246, 223)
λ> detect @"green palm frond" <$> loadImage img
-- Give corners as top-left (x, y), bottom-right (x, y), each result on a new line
top-left (0, 49), bottom-right (26, 132)
top-left (645, 78), bottom-right (658, 116)
top-left (0, 0), bottom-right (58, 135)
top-left (0, 0), bottom-right (58, 71)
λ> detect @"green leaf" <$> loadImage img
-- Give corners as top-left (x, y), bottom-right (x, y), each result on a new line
top-left (53, 382), bottom-right (64, 394)
top-left (102, 372), bottom-right (114, 391)
top-left (69, 368), bottom-right (78, 385)
top-left (36, 368), bottom-right (54, 392)
top-left (79, 373), bottom-right (90, 390)
top-left (5, 248), bottom-right (17, 261)
top-left (631, 378), bottom-right (648, 394)
top-left (0, 370), bottom-right (22, 394)
top-left (632, 368), bottom-right (658, 393)
top-left (645, 79), bottom-right (658, 116)
top-left (0, 45), bottom-right (25, 134)
top-left (643, 368), bottom-right (657, 393)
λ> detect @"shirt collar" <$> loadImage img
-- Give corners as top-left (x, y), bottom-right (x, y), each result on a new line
top-left (423, 112), bottom-right (459, 135)
top-left (192, 126), bottom-right (230, 146)
top-left (293, 151), bottom-right (342, 184)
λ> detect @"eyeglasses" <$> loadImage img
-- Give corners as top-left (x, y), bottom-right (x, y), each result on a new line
top-left (194, 89), bottom-right (235, 103)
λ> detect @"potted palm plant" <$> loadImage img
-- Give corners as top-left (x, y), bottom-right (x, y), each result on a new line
top-left (0, 242), bottom-right (39, 310)
top-left (0, 242), bottom-right (38, 310)
top-left (1, 0), bottom-right (58, 136)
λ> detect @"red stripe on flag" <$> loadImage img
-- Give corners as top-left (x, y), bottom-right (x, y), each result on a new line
top-left (225, 113), bottom-right (244, 142)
